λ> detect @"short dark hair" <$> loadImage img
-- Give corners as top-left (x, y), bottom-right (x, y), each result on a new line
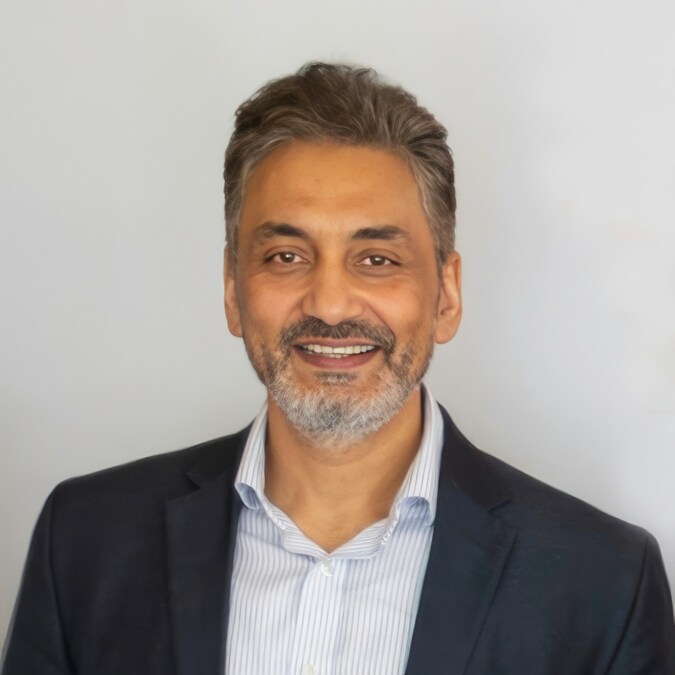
top-left (224, 62), bottom-right (456, 269)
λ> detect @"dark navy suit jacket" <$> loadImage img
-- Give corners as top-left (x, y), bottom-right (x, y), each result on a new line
top-left (3, 408), bottom-right (674, 674)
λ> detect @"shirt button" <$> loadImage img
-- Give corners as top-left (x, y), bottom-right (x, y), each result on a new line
top-left (302, 664), bottom-right (316, 675)
top-left (320, 559), bottom-right (334, 577)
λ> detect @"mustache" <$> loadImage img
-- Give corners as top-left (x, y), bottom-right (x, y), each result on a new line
top-left (279, 318), bottom-right (396, 354)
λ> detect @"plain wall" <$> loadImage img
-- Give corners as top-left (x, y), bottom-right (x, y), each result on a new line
top-left (1, 0), bottom-right (674, 639)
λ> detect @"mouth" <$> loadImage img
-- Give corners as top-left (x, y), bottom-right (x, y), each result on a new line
top-left (299, 343), bottom-right (377, 359)
top-left (294, 341), bottom-right (381, 368)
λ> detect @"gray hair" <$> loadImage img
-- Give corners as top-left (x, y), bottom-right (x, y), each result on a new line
top-left (224, 62), bottom-right (456, 269)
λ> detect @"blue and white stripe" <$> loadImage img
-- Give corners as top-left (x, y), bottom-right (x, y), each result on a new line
top-left (225, 384), bottom-right (444, 675)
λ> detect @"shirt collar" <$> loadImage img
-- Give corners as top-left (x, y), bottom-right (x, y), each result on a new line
top-left (234, 383), bottom-right (444, 525)
top-left (234, 404), bottom-right (268, 511)
top-left (393, 384), bottom-right (444, 525)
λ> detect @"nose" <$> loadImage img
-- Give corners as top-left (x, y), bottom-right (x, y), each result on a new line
top-left (300, 262), bottom-right (365, 326)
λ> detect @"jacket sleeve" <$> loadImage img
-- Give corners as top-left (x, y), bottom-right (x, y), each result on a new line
top-left (1, 490), bottom-right (75, 675)
top-left (607, 532), bottom-right (675, 674)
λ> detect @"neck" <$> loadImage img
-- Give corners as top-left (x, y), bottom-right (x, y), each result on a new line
top-left (264, 386), bottom-right (424, 552)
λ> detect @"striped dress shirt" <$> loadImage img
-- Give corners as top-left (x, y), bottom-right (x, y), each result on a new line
top-left (225, 384), bottom-right (444, 675)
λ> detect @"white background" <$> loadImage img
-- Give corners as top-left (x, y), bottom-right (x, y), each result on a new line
top-left (1, 0), bottom-right (674, 640)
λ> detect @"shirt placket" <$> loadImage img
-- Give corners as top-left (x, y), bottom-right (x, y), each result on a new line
top-left (288, 556), bottom-right (346, 675)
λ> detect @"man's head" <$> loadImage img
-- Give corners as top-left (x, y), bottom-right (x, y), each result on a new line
top-left (224, 62), bottom-right (456, 272)
top-left (223, 64), bottom-right (461, 448)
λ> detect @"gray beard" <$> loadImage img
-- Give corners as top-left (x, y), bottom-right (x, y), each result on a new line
top-left (266, 362), bottom-right (417, 447)
top-left (245, 318), bottom-right (433, 449)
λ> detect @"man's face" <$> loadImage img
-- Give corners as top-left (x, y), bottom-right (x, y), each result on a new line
top-left (225, 141), bottom-right (461, 446)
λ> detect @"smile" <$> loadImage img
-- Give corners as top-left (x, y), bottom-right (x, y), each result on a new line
top-left (299, 344), bottom-right (377, 359)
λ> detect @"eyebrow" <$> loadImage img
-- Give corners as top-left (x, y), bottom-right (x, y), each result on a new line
top-left (253, 221), bottom-right (412, 243)
top-left (253, 221), bottom-right (309, 242)
top-left (349, 225), bottom-right (412, 242)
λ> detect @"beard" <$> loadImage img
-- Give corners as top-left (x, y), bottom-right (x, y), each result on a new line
top-left (242, 317), bottom-right (434, 448)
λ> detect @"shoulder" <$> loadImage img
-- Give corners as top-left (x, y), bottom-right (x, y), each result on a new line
top-left (436, 405), bottom-right (675, 670)
top-left (31, 426), bottom-right (250, 571)
top-left (439, 408), bottom-right (674, 623)
top-left (49, 425), bottom-right (250, 511)
top-left (439, 406), bottom-right (654, 562)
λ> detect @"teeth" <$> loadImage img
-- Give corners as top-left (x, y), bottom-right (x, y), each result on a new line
top-left (301, 344), bottom-right (376, 357)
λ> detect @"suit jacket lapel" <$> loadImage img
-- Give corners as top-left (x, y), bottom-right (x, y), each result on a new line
top-left (165, 431), bottom-right (247, 675)
top-left (406, 408), bottom-right (516, 675)
top-left (406, 487), bottom-right (515, 674)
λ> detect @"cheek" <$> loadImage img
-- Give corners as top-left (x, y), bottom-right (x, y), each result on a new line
top-left (371, 282), bottom-right (438, 335)
top-left (239, 277), bottom-right (300, 332)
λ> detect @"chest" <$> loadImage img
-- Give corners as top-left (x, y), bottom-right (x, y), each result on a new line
top-left (225, 505), bottom-right (433, 675)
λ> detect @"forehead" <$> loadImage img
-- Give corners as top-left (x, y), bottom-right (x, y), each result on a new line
top-left (239, 141), bottom-right (431, 237)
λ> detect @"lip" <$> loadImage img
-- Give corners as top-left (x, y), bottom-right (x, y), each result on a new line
top-left (294, 339), bottom-right (380, 349)
top-left (294, 344), bottom-right (381, 370)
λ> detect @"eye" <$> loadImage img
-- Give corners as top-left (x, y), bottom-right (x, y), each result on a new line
top-left (269, 251), bottom-right (305, 265)
top-left (360, 254), bottom-right (394, 267)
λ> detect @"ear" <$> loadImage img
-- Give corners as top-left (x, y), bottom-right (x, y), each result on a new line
top-left (434, 251), bottom-right (462, 344)
top-left (223, 247), bottom-right (243, 337)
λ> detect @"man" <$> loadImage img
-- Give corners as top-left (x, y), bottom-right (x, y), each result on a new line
top-left (3, 63), bottom-right (674, 674)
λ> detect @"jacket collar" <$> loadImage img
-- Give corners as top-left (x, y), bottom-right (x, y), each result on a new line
top-left (185, 424), bottom-right (251, 487)
top-left (437, 406), bottom-right (514, 511)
